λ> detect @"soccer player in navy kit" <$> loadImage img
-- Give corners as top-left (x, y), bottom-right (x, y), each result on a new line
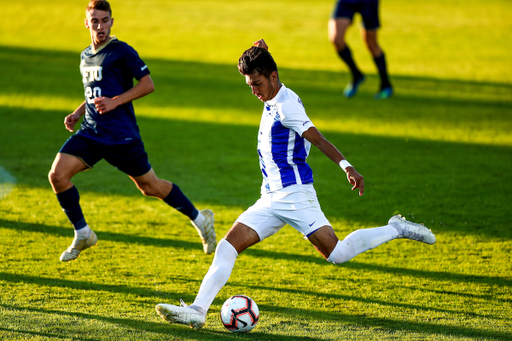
top-left (154, 40), bottom-right (435, 330)
top-left (48, 0), bottom-right (216, 262)
top-left (329, 0), bottom-right (393, 99)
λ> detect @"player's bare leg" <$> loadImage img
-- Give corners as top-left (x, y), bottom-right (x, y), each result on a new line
top-left (49, 153), bottom-right (97, 261)
top-left (362, 28), bottom-right (392, 99)
top-left (329, 18), bottom-right (365, 98)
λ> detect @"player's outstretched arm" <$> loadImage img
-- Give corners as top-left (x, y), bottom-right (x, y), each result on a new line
top-left (302, 126), bottom-right (364, 196)
top-left (94, 74), bottom-right (155, 114)
top-left (64, 101), bottom-right (86, 132)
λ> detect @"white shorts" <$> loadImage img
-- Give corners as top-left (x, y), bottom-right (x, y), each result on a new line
top-left (236, 184), bottom-right (331, 241)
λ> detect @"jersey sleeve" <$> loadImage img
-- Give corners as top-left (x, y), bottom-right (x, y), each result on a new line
top-left (278, 99), bottom-right (315, 136)
top-left (120, 44), bottom-right (150, 81)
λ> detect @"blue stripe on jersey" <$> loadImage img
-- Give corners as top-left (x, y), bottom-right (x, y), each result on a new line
top-left (293, 133), bottom-right (313, 185)
top-left (271, 120), bottom-right (298, 188)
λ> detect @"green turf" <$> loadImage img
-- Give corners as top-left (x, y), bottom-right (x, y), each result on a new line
top-left (0, 0), bottom-right (511, 340)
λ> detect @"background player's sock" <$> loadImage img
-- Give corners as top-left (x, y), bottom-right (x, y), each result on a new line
top-left (338, 46), bottom-right (363, 82)
top-left (163, 184), bottom-right (199, 220)
top-left (56, 185), bottom-right (87, 230)
top-left (373, 52), bottom-right (391, 90)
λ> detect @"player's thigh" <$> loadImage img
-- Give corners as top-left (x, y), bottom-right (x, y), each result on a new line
top-left (328, 18), bottom-right (352, 44)
top-left (50, 152), bottom-right (89, 179)
top-left (56, 134), bottom-right (102, 172)
top-left (235, 197), bottom-right (287, 242)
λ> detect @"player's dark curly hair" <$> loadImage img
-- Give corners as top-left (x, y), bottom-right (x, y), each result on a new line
top-left (238, 47), bottom-right (278, 79)
top-left (87, 0), bottom-right (112, 16)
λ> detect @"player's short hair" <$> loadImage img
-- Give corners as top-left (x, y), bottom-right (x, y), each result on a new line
top-left (87, 0), bottom-right (112, 16)
top-left (238, 47), bottom-right (278, 79)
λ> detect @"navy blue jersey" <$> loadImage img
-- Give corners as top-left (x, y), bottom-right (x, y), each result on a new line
top-left (78, 37), bottom-right (150, 144)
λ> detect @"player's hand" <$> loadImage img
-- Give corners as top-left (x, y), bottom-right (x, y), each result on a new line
top-left (64, 112), bottom-right (81, 132)
top-left (253, 39), bottom-right (268, 50)
top-left (94, 96), bottom-right (118, 114)
top-left (345, 167), bottom-right (364, 196)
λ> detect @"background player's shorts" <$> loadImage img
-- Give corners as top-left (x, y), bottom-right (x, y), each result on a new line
top-left (59, 134), bottom-right (152, 177)
top-left (236, 184), bottom-right (331, 241)
top-left (332, 0), bottom-right (380, 30)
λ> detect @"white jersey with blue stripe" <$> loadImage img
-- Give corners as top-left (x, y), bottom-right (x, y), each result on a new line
top-left (258, 84), bottom-right (315, 194)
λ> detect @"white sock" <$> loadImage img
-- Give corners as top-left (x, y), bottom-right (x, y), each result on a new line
top-left (192, 211), bottom-right (205, 229)
top-left (327, 224), bottom-right (398, 264)
top-left (75, 225), bottom-right (91, 239)
top-left (191, 238), bottom-right (238, 313)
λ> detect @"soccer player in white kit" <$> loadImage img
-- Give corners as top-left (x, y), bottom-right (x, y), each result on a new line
top-left (155, 39), bottom-right (436, 330)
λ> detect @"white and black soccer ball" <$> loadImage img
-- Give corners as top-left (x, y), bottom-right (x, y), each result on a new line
top-left (220, 295), bottom-right (259, 333)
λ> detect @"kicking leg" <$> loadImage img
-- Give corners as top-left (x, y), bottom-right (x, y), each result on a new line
top-left (309, 217), bottom-right (435, 265)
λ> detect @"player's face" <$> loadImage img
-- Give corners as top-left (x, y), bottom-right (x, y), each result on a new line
top-left (245, 71), bottom-right (279, 102)
top-left (85, 9), bottom-right (113, 48)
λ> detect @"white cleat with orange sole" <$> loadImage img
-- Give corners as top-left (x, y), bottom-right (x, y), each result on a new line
top-left (191, 209), bottom-right (216, 255)
top-left (60, 230), bottom-right (98, 261)
top-left (389, 214), bottom-right (436, 245)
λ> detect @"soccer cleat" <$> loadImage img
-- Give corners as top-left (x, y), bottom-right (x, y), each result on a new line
top-left (388, 214), bottom-right (436, 245)
top-left (191, 209), bottom-right (217, 254)
top-left (374, 86), bottom-right (393, 100)
top-left (343, 75), bottom-right (365, 98)
top-left (60, 230), bottom-right (98, 262)
top-left (155, 301), bottom-right (206, 330)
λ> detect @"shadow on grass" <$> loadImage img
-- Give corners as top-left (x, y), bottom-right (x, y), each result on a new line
top-left (1, 218), bottom-right (510, 290)
top-left (0, 303), bottom-right (320, 341)
top-left (0, 290), bottom-right (509, 340)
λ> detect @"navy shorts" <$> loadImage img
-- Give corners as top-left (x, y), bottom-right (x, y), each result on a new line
top-left (59, 134), bottom-right (152, 177)
top-left (332, 0), bottom-right (380, 30)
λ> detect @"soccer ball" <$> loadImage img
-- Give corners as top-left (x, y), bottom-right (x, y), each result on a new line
top-left (220, 295), bottom-right (259, 333)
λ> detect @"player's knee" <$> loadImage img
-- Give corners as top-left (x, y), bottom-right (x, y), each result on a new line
top-left (326, 240), bottom-right (354, 265)
top-left (330, 33), bottom-right (346, 50)
top-left (138, 183), bottom-right (156, 197)
top-left (48, 169), bottom-right (64, 187)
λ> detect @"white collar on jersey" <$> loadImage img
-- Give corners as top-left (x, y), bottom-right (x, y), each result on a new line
top-left (91, 35), bottom-right (117, 54)
top-left (265, 83), bottom-right (286, 106)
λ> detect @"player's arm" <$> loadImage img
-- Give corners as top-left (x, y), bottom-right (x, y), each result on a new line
top-left (64, 101), bottom-right (86, 132)
top-left (302, 126), bottom-right (364, 196)
top-left (93, 74), bottom-right (155, 114)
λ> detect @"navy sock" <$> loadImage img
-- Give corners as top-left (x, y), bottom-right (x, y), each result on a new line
top-left (373, 53), bottom-right (391, 90)
top-left (163, 184), bottom-right (199, 220)
top-left (338, 46), bottom-right (363, 82)
top-left (56, 186), bottom-right (87, 230)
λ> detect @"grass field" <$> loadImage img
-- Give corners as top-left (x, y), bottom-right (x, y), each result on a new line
top-left (1, 0), bottom-right (511, 340)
